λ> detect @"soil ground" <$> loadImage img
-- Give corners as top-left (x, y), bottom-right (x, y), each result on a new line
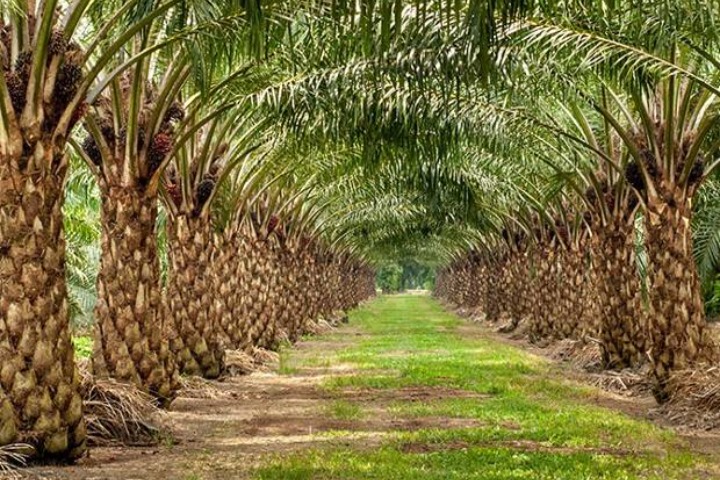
top-left (21, 294), bottom-right (720, 480)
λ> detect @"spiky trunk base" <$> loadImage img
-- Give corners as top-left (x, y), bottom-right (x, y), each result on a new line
top-left (645, 199), bottom-right (717, 401)
top-left (92, 187), bottom-right (178, 404)
top-left (0, 151), bottom-right (86, 458)
top-left (165, 215), bottom-right (224, 379)
top-left (594, 221), bottom-right (646, 370)
top-left (214, 228), bottom-right (248, 350)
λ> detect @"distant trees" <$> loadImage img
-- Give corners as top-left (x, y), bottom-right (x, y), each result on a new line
top-left (377, 261), bottom-right (435, 292)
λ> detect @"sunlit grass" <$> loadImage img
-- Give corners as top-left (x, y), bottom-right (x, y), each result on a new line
top-left (73, 335), bottom-right (93, 359)
top-left (251, 295), bottom-right (706, 479)
top-left (324, 400), bottom-right (364, 421)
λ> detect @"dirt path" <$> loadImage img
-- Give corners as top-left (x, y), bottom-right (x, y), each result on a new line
top-left (21, 296), bottom-right (720, 479)
top-left (28, 326), bottom-right (468, 480)
top-left (22, 333), bottom-right (372, 480)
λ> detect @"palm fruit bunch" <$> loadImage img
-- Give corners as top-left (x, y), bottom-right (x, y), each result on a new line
top-left (163, 164), bottom-right (183, 208)
top-left (633, 130), bottom-right (660, 182)
top-left (1, 25), bottom-right (86, 128)
top-left (193, 177), bottom-right (215, 215)
top-left (676, 135), bottom-right (705, 186)
top-left (164, 101), bottom-right (185, 123)
top-left (143, 100), bottom-right (184, 180)
top-left (82, 119), bottom-right (115, 168)
top-left (267, 215), bottom-right (280, 235)
top-left (6, 50), bottom-right (31, 113)
top-left (148, 132), bottom-right (173, 174)
top-left (688, 159), bottom-right (705, 184)
top-left (624, 161), bottom-right (645, 191)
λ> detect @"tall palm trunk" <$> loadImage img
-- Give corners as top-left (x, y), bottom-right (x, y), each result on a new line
top-left (497, 254), bottom-right (516, 325)
top-left (556, 247), bottom-right (581, 339)
top-left (577, 239), bottom-right (601, 342)
top-left (253, 237), bottom-right (280, 350)
top-left (165, 215), bottom-right (224, 378)
top-left (0, 387), bottom-right (15, 446)
top-left (469, 262), bottom-right (487, 320)
top-left (92, 186), bottom-right (178, 403)
top-left (291, 245), bottom-right (315, 340)
top-left (483, 260), bottom-right (503, 322)
top-left (215, 225), bottom-right (249, 349)
top-left (528, 244), bottom-right (556, 342)
top-left (645, 197), bottom-right (717, 400)
top-left (592, 219), bottom-right (645, 370)
top-left (0, 151), bottom-right (86, 457)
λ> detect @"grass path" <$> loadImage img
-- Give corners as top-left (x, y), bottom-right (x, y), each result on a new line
top-left (29, 295), bottom-right (720, 479)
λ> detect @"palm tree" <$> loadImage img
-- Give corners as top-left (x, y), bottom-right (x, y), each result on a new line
top-left (0, 0), bottom-right (196, 458)
top-left (160, 110), bottom-right (266, 377)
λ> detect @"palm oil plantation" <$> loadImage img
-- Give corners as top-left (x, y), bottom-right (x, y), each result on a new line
top-left (3, 1), bottom-right (720, 479)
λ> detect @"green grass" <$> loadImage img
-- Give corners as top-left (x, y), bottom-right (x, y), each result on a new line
top-left (73, 335), bottom-right (93, 359)
top-left (278, 343), bottom-right (299, 375)
top-left (324, 400), bottom-right (364, 421)
top-left (253, 295), bottom-right (711, 479)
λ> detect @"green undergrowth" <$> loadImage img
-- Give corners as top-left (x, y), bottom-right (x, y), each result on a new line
top-left (73, 335), bottom-right (93, 359)
top-left (253, 295), bottom-right (712, 479)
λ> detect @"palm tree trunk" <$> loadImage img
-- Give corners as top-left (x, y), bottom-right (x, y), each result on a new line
top-left (528, 245), bottom-right (555, 342)
top-left (557, 248), bottom-right (582, 339)
top-left (291, 247), bottom-right (314, 341)
top-left (0, 150), bottom-right (86, 458)
top-left (593, 220), bottom-right (645, 370)
top-left (645, 198), bottom-right (717, 400)
top-left (215, 227), bottom-right (248, 350)
top-left (91, 186), bottom-right (178, 404)
top-left (483, 260), bottom-right (502, 322)
top-left (578, 241), bottom-right (601, 342)
top-left (250, 237), bottom-right (280, 350)
top-left (165, 215), bottom-right (224, 379)
top-left (0, 387), bottom-right (16, 447)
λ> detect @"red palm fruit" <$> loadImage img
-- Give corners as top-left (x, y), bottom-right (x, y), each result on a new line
top-left (268, 215), bottom-right (280, 234)
top-left (148, 132), bottom-right (173, 174)
top-left (166, 182), bottom-right (182, 207)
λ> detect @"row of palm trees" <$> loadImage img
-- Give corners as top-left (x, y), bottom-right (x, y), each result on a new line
top-left (432, 70), bottom-right (720, 403)
top-left (0, 0), bottom-right (392, 461)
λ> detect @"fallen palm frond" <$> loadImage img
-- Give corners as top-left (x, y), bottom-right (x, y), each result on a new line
top-left (305, 318), bottom-right (336, 335)
top-left (178, 376), bottom-right (230, 399)
top-left (507, 321), bottom-right (529, 340)
top-left (275, 331), bottom-right (290, 347)
top-left (252, 347), bottom-right (280, 365)
top-left (80, 368), bottom-right (171, 447)
top-left (656, 367), bottom-right (720, 430)
top-left (224, 349), bottom-right (256, 376)
top-left (0, 444), bottom-right (31, 480)
top-left (587, 369), bottom-right (653, 397)
top-left (548, 338), bottom-right (602, 370)
top-left (470, 308), bottom-right (486, 323)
